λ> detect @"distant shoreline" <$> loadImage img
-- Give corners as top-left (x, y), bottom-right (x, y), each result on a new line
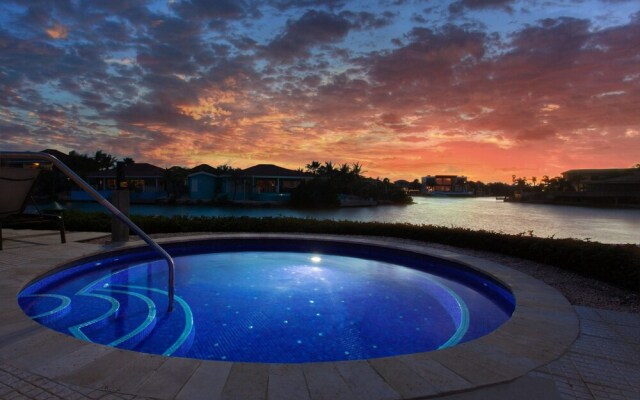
top-left (504, 196), bottom-right (640, 209)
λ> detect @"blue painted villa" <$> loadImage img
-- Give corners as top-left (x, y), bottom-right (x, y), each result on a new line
top-left (188, 164), bottom-right (311, 204)
top-left (188, 164), bottom-right (228, 202)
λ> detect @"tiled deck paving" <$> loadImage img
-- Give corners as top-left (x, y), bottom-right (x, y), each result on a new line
top-left (0, 229), bottom-right (638, 400)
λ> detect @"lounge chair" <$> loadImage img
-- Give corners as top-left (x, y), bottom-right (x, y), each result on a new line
top-left (0, 166), bottom-right (66, 250)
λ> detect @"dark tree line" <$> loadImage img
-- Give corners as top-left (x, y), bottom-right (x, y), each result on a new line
top-left (34, 150), bottom-right (132, 199)
top-left (290, 161), bottom-right (412, 208)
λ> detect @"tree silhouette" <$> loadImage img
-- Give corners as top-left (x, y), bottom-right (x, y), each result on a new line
top-left (318, 161), bottom-right (334, 176)
top-left (163, 166), bottom-right (189, 201)
top-left (94, 150), bottom-right (116, 171)
top-left (291, 160), bottom-right (411, 207)
top-left (305, 161), bottom-right (321, 175)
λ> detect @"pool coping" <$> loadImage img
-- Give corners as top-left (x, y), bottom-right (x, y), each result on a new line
top-left (1, 233), bottom-right (579, 399)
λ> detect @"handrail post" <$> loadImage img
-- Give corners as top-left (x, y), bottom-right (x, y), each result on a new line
top-left (0, 151), bottom-right (175, 312)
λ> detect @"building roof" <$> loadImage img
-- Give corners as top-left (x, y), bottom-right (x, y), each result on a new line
top-left (240, 164), bottom-right (310, 178)
top-left (87, 163), bottom-right (164, 178)
top-left (190, 164), bottom-right (219, 175)
top-left (562, 168), bottom-right (636, 176)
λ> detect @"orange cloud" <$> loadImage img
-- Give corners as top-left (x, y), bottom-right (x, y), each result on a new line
top-left (46, 23), bottom-right (68, 39)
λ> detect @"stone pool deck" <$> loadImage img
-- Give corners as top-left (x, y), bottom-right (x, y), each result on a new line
top-left (0, 229), bottom-right (638, 400)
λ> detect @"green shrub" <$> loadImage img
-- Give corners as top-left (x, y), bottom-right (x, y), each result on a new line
top-left (60, 210), bottom-right (640, 291)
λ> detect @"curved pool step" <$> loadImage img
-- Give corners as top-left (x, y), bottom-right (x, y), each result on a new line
top-left (119, 285), bottom-right (195, 356)
top-left (20, 294), bottom-right (72, 323)
top-left (97, 287), bottom-right (158, 349)
top-left (19, 281), bottom-right (195, 357)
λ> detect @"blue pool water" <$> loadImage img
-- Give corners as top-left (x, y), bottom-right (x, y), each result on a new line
top-left (18, 239), bottom-right (515, 363)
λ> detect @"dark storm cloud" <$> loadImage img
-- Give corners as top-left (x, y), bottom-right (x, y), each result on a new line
top-left (228, 36), bottom-right (259, 51)
top-left (57, 44), bottom-right (109, 78)
top-left (144, 16), bottom-right (205, 53)
top-left (134, 16), bottom-right (210, 76)
top-left (263, 10), bottom-right (352, 62)
top-left (380, 0), bottom-right (429, 5)
top-left (202, 56), bottom-right (259, 83)
top-left (139, 73), bottom-right (200, 104)
top-left (0, 122), bottom-right (30, 136)
top-left (449, 0), bottom-right (515, 15)
top-left (173, 0), bottom-right (254, 20)
top-left (510, 18), bottom-right (590, 61)
top-left (16, 0), bottom-right (76, 27)
top-left (369, 26), bottom-right (486, 88)
top-left (341, 11), bottom-right (396, 30)
top-left (411, 14), bottom-right (429, 24)
top-left (264, 10), bottom-right (351, 62)
top-left (267, 0), bottom-right (347, 11)
top-left (136, 44), bottom-right (198, 75)
top-left (0, 29), bottom-right (65, 80)
top-left (302, 74), bottom-right (322, 87)
top-left (94, 20), bottom-right (134, 44)
top-left (86, 0), bottom-right (152, 13)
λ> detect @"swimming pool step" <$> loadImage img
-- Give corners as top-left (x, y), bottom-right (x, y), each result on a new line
top-left (20, 284), bottom-right (194, 356)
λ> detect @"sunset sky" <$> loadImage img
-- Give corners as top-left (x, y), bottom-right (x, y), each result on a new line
top-left (1, 0), bottom-right (638, 182)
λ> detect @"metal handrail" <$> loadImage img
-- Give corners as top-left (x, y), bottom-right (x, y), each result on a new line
top-left (0, 151), bottom-right (175, 311)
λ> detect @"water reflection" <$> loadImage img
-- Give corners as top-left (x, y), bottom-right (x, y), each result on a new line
top-left (60, 197), bottom-right (639, 244)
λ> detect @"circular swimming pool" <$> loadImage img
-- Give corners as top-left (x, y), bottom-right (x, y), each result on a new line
top-left (18, 237), bottom-right (515, 363)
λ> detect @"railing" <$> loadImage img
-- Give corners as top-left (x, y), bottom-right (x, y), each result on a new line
top-left (0, 151), bottom-right (175, 311)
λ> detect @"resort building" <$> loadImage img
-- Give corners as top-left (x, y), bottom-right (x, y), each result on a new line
top-left (187, 164), bottom-right (312, 203)
top-left (237, 164), bottom-right (311, 202)
top-left (187, 164), bottom-right (228, 202)
top-left (72, 163), bottom-right (167, 203)
top-left (421, 175), bottom-right (472, 196)
top-left (558, 168), bottom-right (640, 205)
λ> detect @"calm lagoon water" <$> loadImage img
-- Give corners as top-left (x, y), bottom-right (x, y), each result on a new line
top-left (60, 197), bottom-right (640, 244)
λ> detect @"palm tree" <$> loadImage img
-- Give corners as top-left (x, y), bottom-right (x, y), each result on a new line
top-left (163, 166), bottom-right (189, 201)
top-left (541, 175), bottom-right (550, 186)
top-left (318, 161), bottom-right (334, 176)
top-left (351, 162), bottom-right (362, 178)
top-left (94, 150), bottom-right (116, 171)
top-left (339, 163), bottom-right (351, 175)
top-left (305, 161), bottom-right (321, 175)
